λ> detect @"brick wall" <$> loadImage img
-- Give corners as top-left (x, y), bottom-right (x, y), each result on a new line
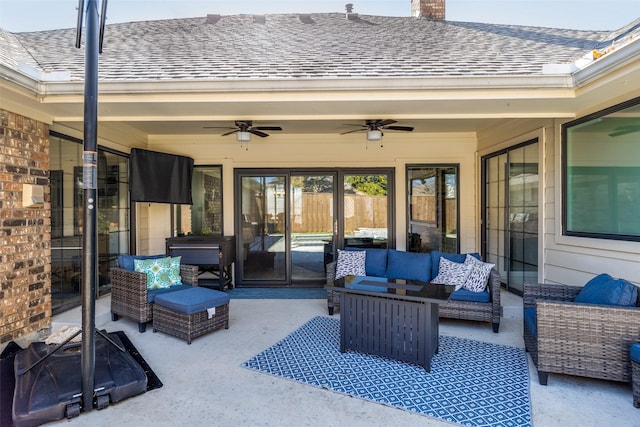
top-left (0, 108), bottom-right (51, 344)
top-left (411, 0), bottom-right (446, 20)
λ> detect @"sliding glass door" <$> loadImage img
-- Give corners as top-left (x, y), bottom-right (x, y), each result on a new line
top-left (239, 175), bottom-right (287, 283)
top-left (235, 169), bottom-right (393, 286)
top-left (483, 140), bottom-right (539, 294)
top-left (290, 174), bottom-right (336, 283)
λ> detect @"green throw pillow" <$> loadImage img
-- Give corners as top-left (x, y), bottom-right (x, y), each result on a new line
top-left (134, 256), bottom-right (182, 289)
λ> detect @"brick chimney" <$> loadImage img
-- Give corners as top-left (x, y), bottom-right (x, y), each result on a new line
top-left (411, 0), bottom-right (445, 20)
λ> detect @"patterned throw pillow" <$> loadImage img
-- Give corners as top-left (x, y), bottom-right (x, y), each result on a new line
top-left (134, 256), bottom-right (182, 289)
top-left (335, 249), bottom-right (366, 280)
top-left (431, 257), bottom-right (473, 290)
top-left (462, 254), bottom-right (495, 292)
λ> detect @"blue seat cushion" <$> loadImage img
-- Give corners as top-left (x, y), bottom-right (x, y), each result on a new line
top-left (154, 287), bottom-right (230, 315)
top-left (431, 251), bottom-right (481, 278)
top-left (574, 273), bottom-right (638, 306)
top-left (345, 248), bottom-right (388, 277)
top-left (631, 343), bottom-right (640, 363)
top-left (449, 288), bottom-right (490, 303)
top-left (385, 250), bottom-right (431, 283)
top-left (118, 254), bottom-right (165, 271)
top-left (523, 307), bottom-right (537, 337)
top-left (147, 284), bottom-right (193, 303)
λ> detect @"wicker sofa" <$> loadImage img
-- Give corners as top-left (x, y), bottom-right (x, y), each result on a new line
top-left (325, 249), bottom-right (502, 332)
top-left (110, 255), bottom-right (199, 332)
top-left (523, 281), bottom-right (640, 386)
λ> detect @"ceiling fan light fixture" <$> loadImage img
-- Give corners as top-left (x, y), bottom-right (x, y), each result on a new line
top-left (367, 129), bottom-right (382, 141)
top-left (236, 131), bottom-right (251, 142)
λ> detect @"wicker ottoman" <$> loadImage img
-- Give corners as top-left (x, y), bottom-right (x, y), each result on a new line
top-left (632, 343), bottom-right (640, 408)
top-left (153, 287), bottom-right (230, 344)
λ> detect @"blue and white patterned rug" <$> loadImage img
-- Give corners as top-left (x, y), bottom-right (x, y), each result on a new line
top-left (243, 316), bottom-right (532, 427)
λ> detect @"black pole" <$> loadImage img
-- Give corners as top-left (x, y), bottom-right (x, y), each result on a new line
top-left (81, 0), bottom-right (99, 413)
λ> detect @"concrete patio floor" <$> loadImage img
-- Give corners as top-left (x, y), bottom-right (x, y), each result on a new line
top-left (42, 291), bottom-right (639, 427)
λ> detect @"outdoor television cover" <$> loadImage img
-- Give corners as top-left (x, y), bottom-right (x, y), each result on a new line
top-left (129, 148), bottom-right (193, 204)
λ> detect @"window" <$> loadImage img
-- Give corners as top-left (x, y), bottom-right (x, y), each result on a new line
top-left (50, 132), bottom-right (130, 314)
top-left (407, 165), bottom-right (459, 253)
top-left (563, 97), bottom-right (640, 241)
top-left (173, 165), bottom-right (223, 236)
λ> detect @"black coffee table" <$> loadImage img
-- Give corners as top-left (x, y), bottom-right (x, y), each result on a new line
top-left (328, 276), bottom-right (455, 371)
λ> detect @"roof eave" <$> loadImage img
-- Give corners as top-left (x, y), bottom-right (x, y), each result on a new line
top-left (573, 35), bottom-right (640, 88)
top-left (28, 75), bottom-right (577, 100)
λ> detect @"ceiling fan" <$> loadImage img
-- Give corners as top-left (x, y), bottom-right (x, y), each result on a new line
top-left (205, 120), bottom-right (283, 141)
top-left (340, 119), bottom-right (414, 142)
top-left (608, 124), bottom-right (640, 137)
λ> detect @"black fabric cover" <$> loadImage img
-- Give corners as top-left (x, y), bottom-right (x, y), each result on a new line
top-left (129, 148), bottom-right (193, 204)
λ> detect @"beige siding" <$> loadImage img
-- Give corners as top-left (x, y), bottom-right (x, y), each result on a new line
top-left (141, 132), bottom-right (479, 253)
top-left (478, 117), bottom-right (640, 287)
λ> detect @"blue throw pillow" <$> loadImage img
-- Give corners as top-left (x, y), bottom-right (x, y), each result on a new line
top-left (431, 251), bottom-right (481, 278)
top-left (364, 248), bottom-right (388, 277)
top-left (574, 273), bottom-right (638, 306)
top-left (117, 254), bottom-right (165, 271)
top-left (385, 250), bottom-right (431, 283)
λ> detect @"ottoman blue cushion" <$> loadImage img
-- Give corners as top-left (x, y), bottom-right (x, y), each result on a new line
top-left (147, 284), bottom-right (193, 303)
top-left (631, 343), bottom-right (640, 363)
top-left (154, 287), bottom-right (230, 315)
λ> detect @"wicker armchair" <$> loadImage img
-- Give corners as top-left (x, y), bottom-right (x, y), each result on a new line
top-left (110, 263), bottom-right (199, 332)
top-left (523, 282), bottom-right (640, 385)
top-left (325, 260), bottom-right (502, 332)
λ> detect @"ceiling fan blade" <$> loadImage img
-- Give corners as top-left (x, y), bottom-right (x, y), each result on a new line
top-left (340, 129), bottom-right (365, 135)
top-left (384, 125), bottom-right (414, 132)
top-left (377, 119), bottom-right (397, 127)
top-left (204, 126), bottom-right (235, 129)
top-left (254, 126), bottom-right (282, 131)
top-left (221, 130), bottom-right (238, 136)
top-left (250, 129), bottom-right (270, 138)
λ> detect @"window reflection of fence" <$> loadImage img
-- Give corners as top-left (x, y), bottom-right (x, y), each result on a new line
top-left (411, 195), bottom-right (457, 232)
top-left (290, 193), bottom-right (387, 234)
top-left (411, 195), bottom-right (437, 222)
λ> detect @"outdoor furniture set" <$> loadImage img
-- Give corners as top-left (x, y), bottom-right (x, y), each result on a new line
top-left (110, 254), bottom-right (230, 343)
top-left (326, 248), bottom-right (502, 332)
top-left (523, 273), bottom-right (640, 407)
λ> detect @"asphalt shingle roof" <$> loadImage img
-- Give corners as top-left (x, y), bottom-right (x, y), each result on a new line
top-left (2, 13), bottom-right (639, 82)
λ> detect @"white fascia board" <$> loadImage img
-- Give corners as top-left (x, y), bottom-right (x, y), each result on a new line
top-left (2, 61), bottom-right (576, 101)
top-left (35, 75), bottom-right (575, 102)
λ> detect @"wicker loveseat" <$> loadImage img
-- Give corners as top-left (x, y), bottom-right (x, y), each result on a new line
top-left (110, 255), bottom-right (199, 332)
top-left (326, 249), bottom-right (502, 332)
top-left (523, 280), bottom-right (640, 386)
